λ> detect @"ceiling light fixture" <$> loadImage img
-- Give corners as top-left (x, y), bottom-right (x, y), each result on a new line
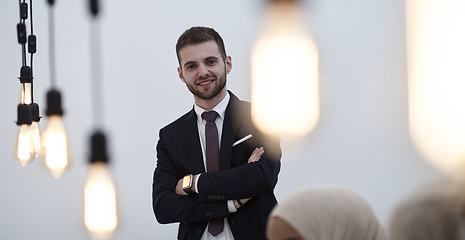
top-left (41, 0), bottom-right (71, 178)
top-left (83, 1), bottom-right (118, 238)
top-left (14, 0), bottom-right (40, 166)
top-left (251, 0), bottom-right (320, 141)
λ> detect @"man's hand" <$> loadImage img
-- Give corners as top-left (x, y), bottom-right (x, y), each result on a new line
top-left (176, 179), bottom-right (188, 195)
top-left (234, 198), bottom-right (251, 209)
top-left (234, 147), bottom-right (265, 209)
top-left (176, 148), bottom-right (264, 197)
top-left (248, 147), bottom-right (264, 163)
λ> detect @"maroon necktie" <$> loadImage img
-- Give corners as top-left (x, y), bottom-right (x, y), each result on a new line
top-left (202, 111), bottom-right (224, 236)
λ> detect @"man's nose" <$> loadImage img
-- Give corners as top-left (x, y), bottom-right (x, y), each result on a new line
top-left (198, 64), bottom-right (209, 78)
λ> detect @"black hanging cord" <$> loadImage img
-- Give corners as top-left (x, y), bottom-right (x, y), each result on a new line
top-left (22, 41), bottom-right (27, 67)
top-left (44, 0), bottom-right (63, 120)
top-left (88, 0), bottom-right (109, 165)
top-left (29, 0), bottom-right (35, 103)
top-left (17, 0), bottom-right (37, 103)
top-left (30, 53), bottom-right (34, 102)
top-left (20, 0), bottom-right (27, 67)
top-left (29, 0), bottom-right (33, 35)
top-left (47, 0), bottom-right (57, 88)
top-left (16, 0), bottom-right (35, 126)
top-left (89, 0), bottom-right (103, 128)
top-left (90, 22), bottom-right (103, 128)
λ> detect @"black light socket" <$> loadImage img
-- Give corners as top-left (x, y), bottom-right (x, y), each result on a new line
top-left (28, 35), bottom-right (36, 54)
top-left (20, 2), bottom-right (28, 20)
top-left (89, 0), bottom-right (99, 16)
top-left (46, 89), bottom-right (64, 116)
top-left (47, 0), bottom-right (55, 6)
top-left (19, 66), bottom-right (32, 84)
top-left (30, 103), bottom-right (41, 122)
top-left (17, 104), bottom-right (32, 125)
top-left (90, 131), bottom-right (108, 163)
top-left (17, 23), bottom-right (27, 44)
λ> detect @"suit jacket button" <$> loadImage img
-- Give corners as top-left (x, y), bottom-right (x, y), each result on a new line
top-left (208, 195), bottom-right (213, 199)
top-left (210, 211), bottom-right (214, 216)
top-left (205, 212), bottom-right (210, 217)
top-left (221, 195), bottom-right (225, 200)
top-left (196, 229), bottom-right (202, 235)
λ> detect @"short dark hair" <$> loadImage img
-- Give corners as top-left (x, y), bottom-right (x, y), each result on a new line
top-left (176, 26), bottom-right (227, 66)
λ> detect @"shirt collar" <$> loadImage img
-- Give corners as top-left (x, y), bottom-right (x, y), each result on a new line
top-left (194, 91), bottom-right (230, 122)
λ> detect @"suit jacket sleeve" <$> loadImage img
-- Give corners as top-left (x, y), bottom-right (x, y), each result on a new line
top-left (196, 119), bottom-right (282, 202)
top-left (152, 127), bottom-right (230, 224)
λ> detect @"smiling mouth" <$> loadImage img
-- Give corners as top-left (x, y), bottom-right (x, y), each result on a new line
top-left (198, 80), bottom-right (213, 86)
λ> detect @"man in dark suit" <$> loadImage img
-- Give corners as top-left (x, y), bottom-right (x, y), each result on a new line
top-left (152, 26), bottom-right (281, 240)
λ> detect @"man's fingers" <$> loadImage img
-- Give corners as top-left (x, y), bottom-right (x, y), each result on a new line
top-left (248, 148), bottom-right (259, 163)
top-left (248, 147), bottom-right (264, 163)
top-left (175, 179), bottom-right (188, 195)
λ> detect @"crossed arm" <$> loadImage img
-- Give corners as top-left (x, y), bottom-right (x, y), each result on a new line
top-left (153, 127), bottom-right (281, 224)
top-left (175, 147), bottom-right (265, 208)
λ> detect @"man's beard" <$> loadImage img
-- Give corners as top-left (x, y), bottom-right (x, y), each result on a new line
top-left (187, 71), bottom-right (227, 100)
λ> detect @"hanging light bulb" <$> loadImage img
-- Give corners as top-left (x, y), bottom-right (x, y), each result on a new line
top-left (251, 0), bottom-right (319, 141)
top-left (41, 89), bottom-right (71, 178)
top-left (84, 131), bottom-right (118, 240)
top-left (13, 104), bottom-right (34, 166)
top-left (406, 0), bottom-right (465, 173)
top-left (19, 83), bottom-right (32, 104)
top-left (30, 103), bottom-right (41, 158)
top-left (16, 66), bottom-right (42, 159)
top-left (18, 66), bottom-right (33, 105)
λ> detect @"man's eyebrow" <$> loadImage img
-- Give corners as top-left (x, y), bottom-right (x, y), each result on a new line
top-left (205, 56), bottom-right (219, 61)
top-left (183, 61), bottom-right (196, 68)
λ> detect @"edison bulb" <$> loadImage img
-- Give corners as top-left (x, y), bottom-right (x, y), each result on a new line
top-left (30, 103), bottom-right (42, 158)
top-left (406, 0), bottom-right (465, 173)
top-left (251, 0), bottom-right (319, 141)
top-left (13, 124), bottom-right (34, 166)
top-left (19, 83), bottom-right (32, 105)
top-left (31, 121), bottom-right (41, 158)
top-left (84, 162), bottom-right (118, 240)
top-left (42, 115), bottom-right (70, 179)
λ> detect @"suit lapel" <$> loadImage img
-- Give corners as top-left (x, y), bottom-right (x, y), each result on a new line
top-left (182, 108), bottom-right (206, 174)
top-left (219, 92), bottom-right (244, 170)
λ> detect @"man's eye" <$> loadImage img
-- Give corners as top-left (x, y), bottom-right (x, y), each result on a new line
top-left (186, 65), bottom-right (195, 69)
top-left (207, 60), bottom-right (216, 65)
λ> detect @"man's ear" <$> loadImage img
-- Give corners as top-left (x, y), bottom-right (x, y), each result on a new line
top-left (225, 56), bottom-right (232, 74)
top-left (177, 67), bottom-right (185, 83)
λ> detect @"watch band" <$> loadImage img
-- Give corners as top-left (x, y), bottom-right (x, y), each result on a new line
top-left (183, 187), bottom-right (195, 195)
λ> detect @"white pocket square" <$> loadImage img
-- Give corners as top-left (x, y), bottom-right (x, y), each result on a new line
top-left (232, 134), bottom-right (252, 147)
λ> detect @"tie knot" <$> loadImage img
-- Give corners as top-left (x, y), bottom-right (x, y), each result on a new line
top-left (202, 111), bottom-right (218, 122)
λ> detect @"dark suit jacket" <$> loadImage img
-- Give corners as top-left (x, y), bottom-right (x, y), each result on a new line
top-left (152, 91), bottom-right (281, 240)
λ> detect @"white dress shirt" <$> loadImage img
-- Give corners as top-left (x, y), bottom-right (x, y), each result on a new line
top-left (193, 92), bottom-right (236, 240)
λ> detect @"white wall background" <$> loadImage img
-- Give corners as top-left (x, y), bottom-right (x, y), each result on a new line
top-left (0, 0), bottom-right (441, 239)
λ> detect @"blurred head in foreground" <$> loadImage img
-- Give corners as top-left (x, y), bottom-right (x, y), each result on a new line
top-left (389, 176), bottom-right (465, 240)
top-left (267, 185), bottom-right (387, 240)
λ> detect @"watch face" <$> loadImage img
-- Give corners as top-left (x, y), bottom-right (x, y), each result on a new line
top-left (182, 175), bottom-right (192, 189)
